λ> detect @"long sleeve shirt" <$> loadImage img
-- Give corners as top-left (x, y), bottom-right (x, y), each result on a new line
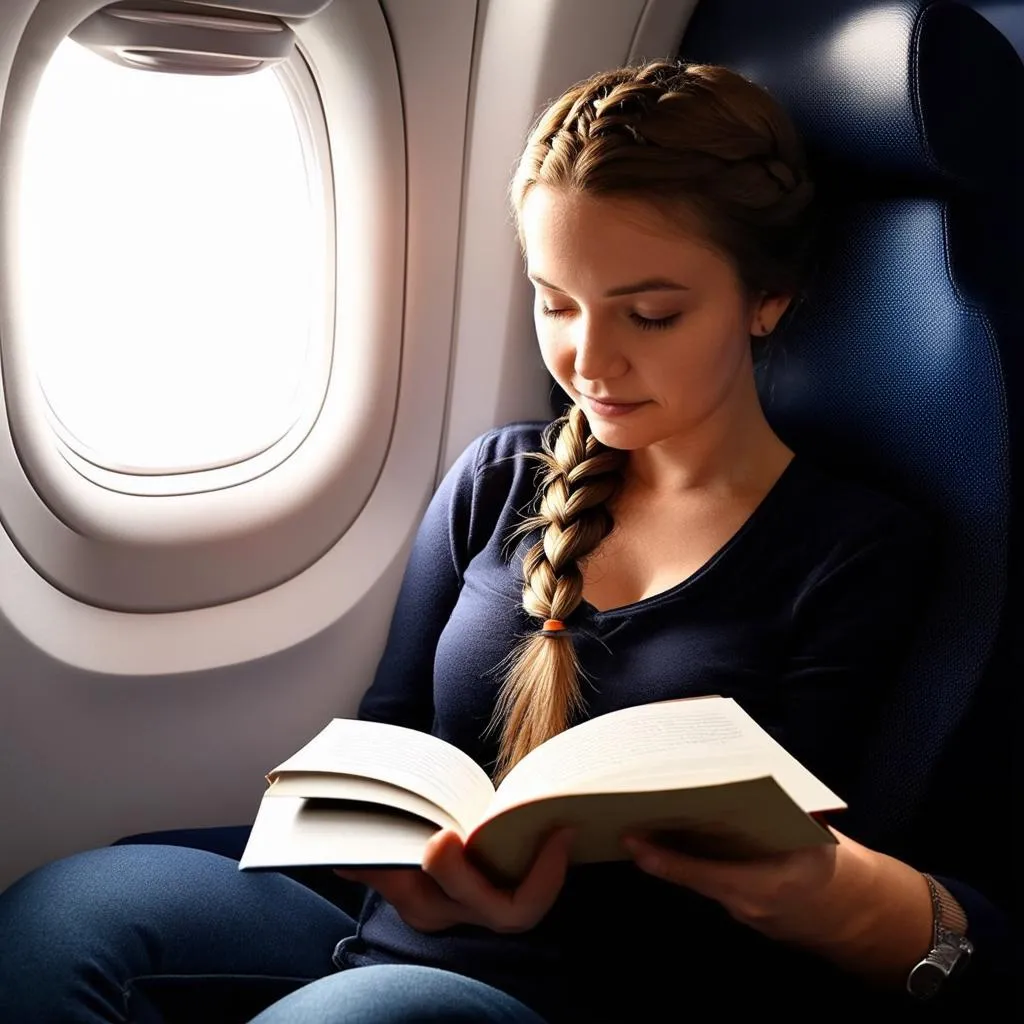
top-left (342, 422), bottom-right (1010, 1022)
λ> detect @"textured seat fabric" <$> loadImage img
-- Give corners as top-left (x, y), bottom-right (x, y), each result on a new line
top-left (678, 0), bottom-right (1021, 896)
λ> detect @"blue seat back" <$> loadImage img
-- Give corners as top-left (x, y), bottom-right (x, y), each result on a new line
top-left (970, 1), bottom-right (1024, 58)
top-left (680, 0), bottom-right (1023, 849)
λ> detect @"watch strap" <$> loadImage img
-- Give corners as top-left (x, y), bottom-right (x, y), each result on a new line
top-left (906, 873), bottom-right (973, 999)
top-left (923, 873), bottom-right (968, 938)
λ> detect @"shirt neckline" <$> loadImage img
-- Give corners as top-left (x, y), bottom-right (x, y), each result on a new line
top-left (579, 455), bottom-right (802, 621)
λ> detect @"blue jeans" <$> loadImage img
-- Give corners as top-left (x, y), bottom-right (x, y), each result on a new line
top-left (0, 842), bottom-right (548, 1024)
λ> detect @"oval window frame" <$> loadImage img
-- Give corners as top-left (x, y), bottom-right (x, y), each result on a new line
top-left (0, 0), bottom-right (406, 612)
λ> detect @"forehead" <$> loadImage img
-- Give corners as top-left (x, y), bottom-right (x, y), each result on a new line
top-left (519, 185), bottom-right (730, 288)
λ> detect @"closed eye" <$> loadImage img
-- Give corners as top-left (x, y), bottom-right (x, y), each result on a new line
top-left (540, 303), bottom-right (574, 318)
top-left (541, 304), bottom-right (680, 332)
top-left (630, 312), bottom-right (680, 331)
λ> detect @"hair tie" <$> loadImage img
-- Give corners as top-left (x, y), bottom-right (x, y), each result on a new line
top-left (541, 618), bottom-right (567, 637)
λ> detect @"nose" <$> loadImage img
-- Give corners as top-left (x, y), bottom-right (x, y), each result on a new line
top-left (572, 315), bottom-right (628, 382)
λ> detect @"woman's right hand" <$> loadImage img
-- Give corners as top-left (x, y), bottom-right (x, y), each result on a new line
top-left (335, 826), bottom-right (574, 934)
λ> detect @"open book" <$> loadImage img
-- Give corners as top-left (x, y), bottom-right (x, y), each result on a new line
top-left (239, 696), bottom-right (844, 884)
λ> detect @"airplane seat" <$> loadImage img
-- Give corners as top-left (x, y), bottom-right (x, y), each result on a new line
top-left (116, 0), bottom-right (1021, 1019)
top-left (678, 0), bottom-right (1022, 945)
top-left (969, 1), bottom-right (1024, 59)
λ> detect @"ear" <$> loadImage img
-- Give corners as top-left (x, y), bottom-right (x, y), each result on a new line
top-left (748, 293), bottom-right (793, 336)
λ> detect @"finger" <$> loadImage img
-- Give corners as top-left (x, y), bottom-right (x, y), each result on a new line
top-left (509, 827), bottom-right (575, 918)
top-left (341, 862), bottom-right (471, 932)
top-left (422, 830), bottom-right (509, 921)
top-left (423, 827), bottom-right (573, 932)
top-left (622, 836), bottom-right (742, 896)
top-left (333, 868), bottom-right (373, 882)
top-left (332, 867), bottom-right (412, 890)
top-left (333, 867), bottom-right (440, 912)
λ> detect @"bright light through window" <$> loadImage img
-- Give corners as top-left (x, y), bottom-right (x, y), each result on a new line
top-left (18, 40), bottom-right (326, 475)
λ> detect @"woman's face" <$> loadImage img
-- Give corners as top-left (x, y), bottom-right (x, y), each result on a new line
top-left (520, 185), bottom-right (787, 452)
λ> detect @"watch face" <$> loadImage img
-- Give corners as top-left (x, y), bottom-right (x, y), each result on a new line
top-left (908, 960), bottom-right (945, 999)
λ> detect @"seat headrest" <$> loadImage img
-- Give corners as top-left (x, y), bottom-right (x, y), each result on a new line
top-left (682, 0), bottom-right (1024, 190)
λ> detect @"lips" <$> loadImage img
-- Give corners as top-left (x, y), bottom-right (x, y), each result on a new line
top-left (580, 394), bottom-right (649, 417)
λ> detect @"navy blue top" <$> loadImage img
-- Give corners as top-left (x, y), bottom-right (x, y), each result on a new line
top-left (346, 422), bottom-right (1009, 1021)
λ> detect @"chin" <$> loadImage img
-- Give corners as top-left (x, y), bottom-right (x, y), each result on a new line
top-left (580, 413), bottom-right (659, 452)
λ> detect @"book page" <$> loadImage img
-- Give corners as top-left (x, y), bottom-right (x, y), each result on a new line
top-left (267, 719), bottom-right (495, 831)
top-left (266, 774), bottom-right (463, 834)
top-left (489, 697), bottom-right (843, 818)
top-left (240, 794), bottom-right (436, 870)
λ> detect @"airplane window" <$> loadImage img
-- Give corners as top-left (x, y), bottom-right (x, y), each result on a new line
top-left (17, 38), bottom-right (330, 477)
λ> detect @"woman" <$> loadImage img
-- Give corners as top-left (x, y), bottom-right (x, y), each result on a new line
top-left (0, 61), bottom-right (1006, 1023)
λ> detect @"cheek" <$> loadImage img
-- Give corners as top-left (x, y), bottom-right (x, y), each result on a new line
top-left (536, 323), bottom-right (574, 384)
top-left (658, 315), bottom-right (749, 386)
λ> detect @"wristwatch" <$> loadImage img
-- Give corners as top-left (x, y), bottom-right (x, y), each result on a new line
top-left (906, 873), bottom-right (973, 999)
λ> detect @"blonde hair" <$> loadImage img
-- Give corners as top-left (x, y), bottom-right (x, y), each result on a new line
top-left (491, 61), bottom-right (815, 781)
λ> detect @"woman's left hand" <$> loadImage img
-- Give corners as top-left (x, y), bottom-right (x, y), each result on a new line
top-left (623, 829), bottom-right (851, 945)
top-left (625, 827), bottom-right (938, 986)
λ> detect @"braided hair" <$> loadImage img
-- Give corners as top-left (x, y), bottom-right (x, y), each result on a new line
top-left (491, 405), bottom-right (626, 780)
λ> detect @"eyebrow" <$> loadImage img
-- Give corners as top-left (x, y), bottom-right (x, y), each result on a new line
top-left (528, 274), bottom-right (690, 297)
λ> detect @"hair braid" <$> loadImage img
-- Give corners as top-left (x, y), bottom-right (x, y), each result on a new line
top-left (491, 406), bottom-right (626, 781)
